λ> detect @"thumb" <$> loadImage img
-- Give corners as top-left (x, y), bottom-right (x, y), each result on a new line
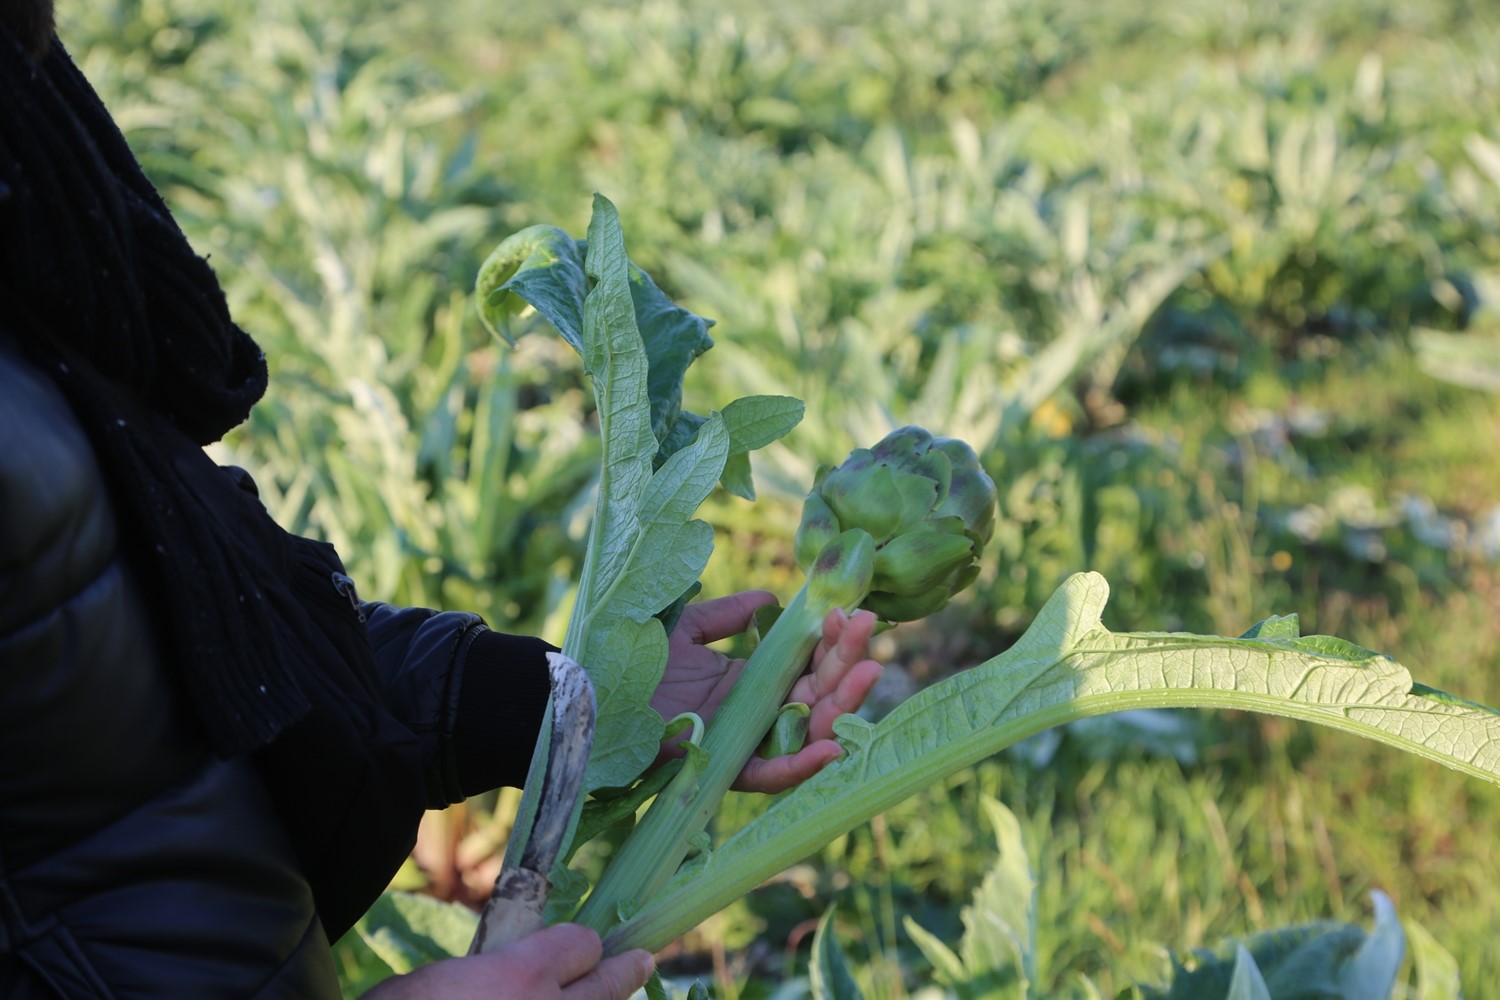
top-left (676, 590), bottom-right (777, 644)
top-left (563, 949), bottom-right (655, 1000)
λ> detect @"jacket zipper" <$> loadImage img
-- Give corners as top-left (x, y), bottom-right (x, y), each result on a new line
top-left (331, 572), bottom-right (368, 623)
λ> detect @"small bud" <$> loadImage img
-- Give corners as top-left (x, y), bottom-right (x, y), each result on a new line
top-left (807, 528), bottom-right (877, 612)
top-left (794, 493), bottom-right (840, 571)
top-left (862, 586), bottom-right (952, 623)
top-left (873, 530), bottom-right (975, 595)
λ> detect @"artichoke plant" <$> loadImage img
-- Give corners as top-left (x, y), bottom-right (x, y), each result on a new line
top-left (795, 425), bottom-right (997, 621)
top-left (575, 426), bottom-right (995, 933)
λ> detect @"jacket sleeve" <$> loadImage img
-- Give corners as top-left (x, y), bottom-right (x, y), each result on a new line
top-left (361, 603), bottom-right (554, 805)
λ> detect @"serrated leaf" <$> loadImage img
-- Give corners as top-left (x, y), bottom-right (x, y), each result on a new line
top-left (715, 395), bottom-right (804, 499)
top-left (568, 198), bottom-right (657, 624)
top-left (606, 519), bottom-right (716, 622)
top-left (477, 224), bottom-right (716, 454)
top-left (614, 572), bottom-right (1500, 951)
top-left (810, 907), bottom-right (866, 1000)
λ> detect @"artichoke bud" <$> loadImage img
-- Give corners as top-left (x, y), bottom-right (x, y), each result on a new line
top-left (937, 468), bottom-right (997, 547)
top-left (870, 425), bottom-right (933, 466)
top-left (823, 463), bottom-right (903, 542)
top-left (872, 427), bottom-right (953, 501)
top-left (806, 528), bottom-right (877, 611)
top-left (892, 473), bottom-right (941, 535)
top-left (911, 447), bottom-right (954, 507)
top-left (932, 438), bottom-right (997, 547)
top-left (862, 586), bottom-right (951, 623)
top-left (924, 514), bottom-right (969, 536)
top-left (794, 493), bottom-right (840, 571)
top-left (873, 529), bottom-right (976, 594)
top-left (834, 447), bottom-right (876, 477)
top-left (947, 562), bottom-right (982, 594)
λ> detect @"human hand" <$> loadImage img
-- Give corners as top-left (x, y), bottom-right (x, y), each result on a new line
top-left (361, 924), bottom-right (653, 1000)
top-left (650, 591), bottom-right (883, 794)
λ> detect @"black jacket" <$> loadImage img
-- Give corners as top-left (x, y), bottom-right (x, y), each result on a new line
top-left (0, 336), bottom-right (553, 998)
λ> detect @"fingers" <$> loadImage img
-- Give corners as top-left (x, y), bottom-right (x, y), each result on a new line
top-left (363, 924), bottom-right (651, 1000)
top-left (504, 925), bottom-right (653, 1000)
top-left (732, 738), bottom-right (843, 793)
top-left (805, 656), bottom-right (881, 742)
top-left (562, 948), bottom-right (655, 1000)
top-left (532, 924), bottom-right (606, 984)
top-left (676, 589), bottom-right (778, 644)
top-left (793, 608), bottom-right (880, 711)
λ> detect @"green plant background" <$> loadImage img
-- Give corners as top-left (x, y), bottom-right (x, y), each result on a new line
top-left (65, 0), bottom-right (1500, 995)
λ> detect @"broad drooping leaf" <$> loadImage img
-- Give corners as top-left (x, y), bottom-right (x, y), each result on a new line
top-left (1146, 890), bottom-right (1404, 999)
top-left (475, 221), bottom-right (800, 488)
top-left (476, 221), bottom-right (714, 465)
top-left (606, 572), bottom-right (1500, 953)
top-left (565, 199), bottom-right (729, 792)
top-left (904, 795), bottom-right (1037, 996)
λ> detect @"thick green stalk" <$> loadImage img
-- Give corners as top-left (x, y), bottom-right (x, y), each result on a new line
top-left (574, 530), bottom-right (875, 932)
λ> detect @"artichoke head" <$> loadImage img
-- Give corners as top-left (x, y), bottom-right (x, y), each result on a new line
top-left (796, 426), bottom-right (997, 622)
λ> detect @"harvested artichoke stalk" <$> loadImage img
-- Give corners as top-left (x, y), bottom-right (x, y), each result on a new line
top-left (575, 426), bottom-right (996, 936)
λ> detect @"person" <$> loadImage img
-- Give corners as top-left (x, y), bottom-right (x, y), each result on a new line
top-left (0, 9), bottom-right (883, 998)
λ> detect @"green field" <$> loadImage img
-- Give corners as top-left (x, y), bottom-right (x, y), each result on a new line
top-left (67, 0), bottom-right (1500, 995)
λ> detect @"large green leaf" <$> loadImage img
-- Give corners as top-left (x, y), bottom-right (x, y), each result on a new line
top-left (810, 907), bottom-right (867, 1000)
top-left (960, 796), bottom-right (1037, 994)
top-left (1147, 891), bottom-right (1404, 1000)
top-left (497, 198), bottom-right (724, 874)
top-left (475, 222), bottom-right (717, 460)
top-left (903, 795), bottom-right (1037, 997)
top-left (563, 199), bottom-right (731, 793)
top-left (353, 891), bottom-right (480, 976)
top-left (606, 572), bottom-right (1500, 953)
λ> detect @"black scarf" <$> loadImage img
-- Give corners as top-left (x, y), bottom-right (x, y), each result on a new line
top-left (0, 29), bottom-right (312, 755)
